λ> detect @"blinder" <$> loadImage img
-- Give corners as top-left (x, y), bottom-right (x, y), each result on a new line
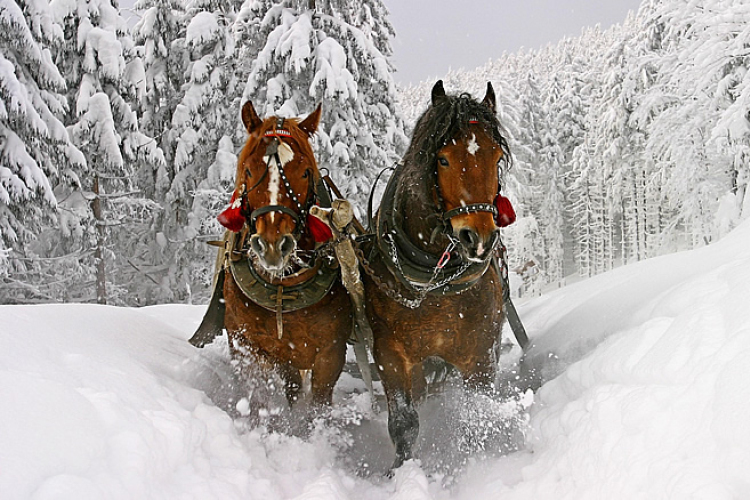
top-left (247, 204), bottom-right (303, 235)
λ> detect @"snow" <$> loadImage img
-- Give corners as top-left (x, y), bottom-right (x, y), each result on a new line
top-left (3, 219), bottom-right (750, 498)
top-left (186, 12), bottom-right (220, 47)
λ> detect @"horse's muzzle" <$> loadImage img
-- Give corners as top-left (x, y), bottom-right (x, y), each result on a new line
top-left (249, 233), bottom-right (296, 272)
top-left (455, 227), bottom-right (499, 262)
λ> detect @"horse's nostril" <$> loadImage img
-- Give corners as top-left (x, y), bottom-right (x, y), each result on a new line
top-left (458, 228), bottom-right (478, 248)
top-left (278, 235), bottom-right (295, 256)
top-left (250, 235), bottom-right (266, 256)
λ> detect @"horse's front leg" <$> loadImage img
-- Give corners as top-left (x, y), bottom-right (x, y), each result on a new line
top-left (310, 340), bottom-right (346, 407)
top-left (375, 339), bottom-right (419, 471)
top-left (277, 362), bottom-right (303, 406)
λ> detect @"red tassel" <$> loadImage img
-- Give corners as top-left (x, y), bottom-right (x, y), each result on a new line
top-left (495, 195), bottom-right (516, 227)
top-left (307, 213), bottom-right (333, 243)
top-left (217, 190), bottom-right (246, 232)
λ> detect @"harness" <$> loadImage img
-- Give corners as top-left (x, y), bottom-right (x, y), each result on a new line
top-left (228, 118), bottom-right (338, 338)
top-left (361, 160), bottom-right (530, 349)
top-left (363, 161), bottom-right (497, 309)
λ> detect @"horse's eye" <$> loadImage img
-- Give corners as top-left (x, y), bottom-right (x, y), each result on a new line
top-left (438, 157), bottom-right (449, 167)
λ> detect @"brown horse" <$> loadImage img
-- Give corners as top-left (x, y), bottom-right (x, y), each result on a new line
top-left (361, 81), bottom-right (512, 469)
top-left (192, 101), bottom-right (352, 413)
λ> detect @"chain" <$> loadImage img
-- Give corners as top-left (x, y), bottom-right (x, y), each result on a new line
top-left (385, 233), bottom-right (471, 293)
top-left (356, 235), bottom-right (473, 310)
top-left (355, 243), bottom-right (423, 309)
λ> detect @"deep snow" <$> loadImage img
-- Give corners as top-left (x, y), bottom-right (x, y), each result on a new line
top-left (3, 219), bottom-right (750, 499)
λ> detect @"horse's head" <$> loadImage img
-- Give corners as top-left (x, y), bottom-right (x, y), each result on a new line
top-left (427, 80), bottom-right (510, 262)
top-left (235, 101), bottom-right (322, 275)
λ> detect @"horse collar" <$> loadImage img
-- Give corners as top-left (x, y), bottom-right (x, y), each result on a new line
top-left (228, 254), bottom-right (338, 315)
top-left (373, 165), bottom-right (493, 305)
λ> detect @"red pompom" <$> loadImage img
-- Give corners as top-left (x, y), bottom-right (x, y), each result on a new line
top-left (307, 213), bottom-right (333, 243)
top-left (217, 190), bottom-right (246, 232)
top-left (494, 194), bottom-right (516, 227)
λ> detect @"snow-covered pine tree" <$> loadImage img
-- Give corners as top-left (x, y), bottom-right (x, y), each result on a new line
top-left (588, 26), bottom-right (638, 270)
top-left (564, 27), bottom-right (608, 278)
top-left (643, 0), bottom-right (736, 250)
top-left (538, 75), bottom-right (566, 287)
top-left (507, 70), bottom-right (549, 295)
top-left (0, 0), bottom-right (86, 301)
top-left (170, 0), bottom-right (242, 216)
top-left (49, 0), bottom-right (163, 304)
top-left (132, 0), bottom-right (187, 199)
top-left (545, 40), bottom-right (590, 277)
top-left (239, 0), bottom-right (407, 211)
top-left (687, 0), bottom-right (750, 238)
top-left (146, 0), bottom-right (244, 303)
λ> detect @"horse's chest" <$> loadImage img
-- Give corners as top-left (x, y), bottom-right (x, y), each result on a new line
top-left (369, 277), bottom-right (501, 342)
top-left (224, 278), bottom-right (351, 365)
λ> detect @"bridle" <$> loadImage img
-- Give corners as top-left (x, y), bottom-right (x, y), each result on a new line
top-left (239, 117), bottom-right (321, 238)
top-left (429, 119), bottom-right (503, 247)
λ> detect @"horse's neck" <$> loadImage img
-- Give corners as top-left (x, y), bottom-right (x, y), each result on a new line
top-left (394, 179), bottom-right (447, 255)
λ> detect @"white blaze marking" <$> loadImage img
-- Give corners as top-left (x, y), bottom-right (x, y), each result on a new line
top-left (262, 142), bottom-right (294, 223)
top-left (467, 133), bottom-right (480, 155)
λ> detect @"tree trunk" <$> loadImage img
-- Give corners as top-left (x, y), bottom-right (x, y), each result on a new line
top-left (92, 174), bottom-right (107, 305)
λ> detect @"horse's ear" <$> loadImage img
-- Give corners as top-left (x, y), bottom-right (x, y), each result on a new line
top-left (481, 82), bottom-right (496, 113)
top-left (431, 80), bottom-right (446, 105)
top-left (299, 104), bottom-right (322, 137)
top-left (242, 101), bottom-right (262, 133)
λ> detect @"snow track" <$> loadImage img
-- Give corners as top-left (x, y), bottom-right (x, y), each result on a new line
top-left (3, 219), bottom-right (750, 498)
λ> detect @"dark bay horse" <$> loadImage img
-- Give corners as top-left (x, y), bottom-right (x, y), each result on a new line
top-left (192, 101), bottom-right (352, 413)
top-left (361, 81), bottom-right (512, 469)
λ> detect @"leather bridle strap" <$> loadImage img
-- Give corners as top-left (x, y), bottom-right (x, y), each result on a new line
top-left (441, 202), bottom-right (498, 222)
top-left (249, 204), bottom-right (301, 231)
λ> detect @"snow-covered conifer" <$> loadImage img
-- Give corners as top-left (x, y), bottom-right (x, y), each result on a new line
top-left (0, 0), bottom-right (85, 285)
top-left (49, 0), bottom-right (163, 303)
top-left (132, 0), bottom-right (187, 199)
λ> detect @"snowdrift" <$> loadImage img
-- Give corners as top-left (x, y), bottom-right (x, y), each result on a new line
top-left (3, 220), bottom-right (750, 499)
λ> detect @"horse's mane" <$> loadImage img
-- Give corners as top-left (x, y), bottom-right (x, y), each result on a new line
top-left (395, 92), bottom-right (511, 221)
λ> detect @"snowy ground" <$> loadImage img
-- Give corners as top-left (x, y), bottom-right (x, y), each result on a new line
top-left (3, 220), bottom-right (750, 499)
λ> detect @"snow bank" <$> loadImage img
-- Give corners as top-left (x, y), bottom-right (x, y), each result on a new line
top-left (463, 219), bottom-right (750, 498)
top-left (3, 219), bottom-right (750, 499)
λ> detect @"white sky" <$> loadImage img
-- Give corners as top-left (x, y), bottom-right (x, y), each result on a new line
top-left (385, 0), bottom-right (644, 86)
